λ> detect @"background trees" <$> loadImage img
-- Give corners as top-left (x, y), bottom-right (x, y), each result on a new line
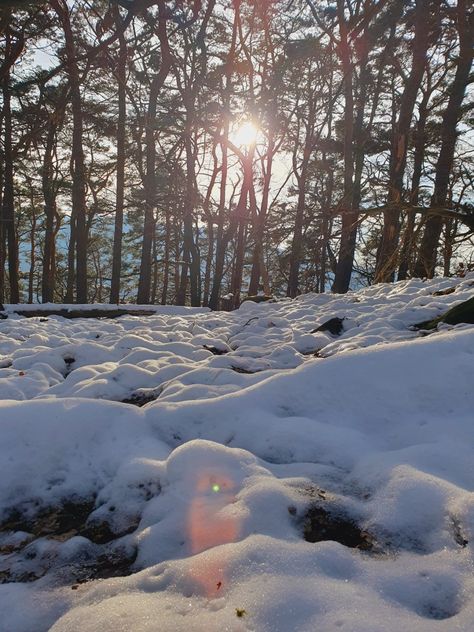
top-left (0, 0), bottom-right (473, 306)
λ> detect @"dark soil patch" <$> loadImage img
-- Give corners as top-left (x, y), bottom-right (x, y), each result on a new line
top-left (0, 499), bottom-right (95, 541)
top-left (122, 388), bottom-right (162, 407)
top-left (300, 505), bottom-right (374, 551)
top-left (69, 546), bottom-right (138, 587)
top-left (451, 516), bottom-right (468, 547)
top-left (0, 498), bottom-right (137, 547)
top-left (63, 356), bottom-right (76, 376)
top-left (203, 345), bottom-right (228, 355)
top-left (0, 499), bottom-right (139, 585)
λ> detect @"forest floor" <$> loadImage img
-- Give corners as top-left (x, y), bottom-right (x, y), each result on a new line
top-left (1, 275), bottom-right (474, 631)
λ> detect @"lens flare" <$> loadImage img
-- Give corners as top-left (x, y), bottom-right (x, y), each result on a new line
top-left (212, 483), bottom-right (220, 493)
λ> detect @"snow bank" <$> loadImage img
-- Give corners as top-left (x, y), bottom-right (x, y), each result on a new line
top-left (1, 275), bottom-right (474, 631)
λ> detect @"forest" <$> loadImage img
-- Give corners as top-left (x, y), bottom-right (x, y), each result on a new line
top-left (0, 0), bottom-right (473, 307)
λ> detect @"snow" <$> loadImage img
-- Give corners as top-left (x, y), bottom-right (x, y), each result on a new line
top-left (1, 274), bottom-right (474, 631)
top-left (2, 303), bottom-right (210, 315)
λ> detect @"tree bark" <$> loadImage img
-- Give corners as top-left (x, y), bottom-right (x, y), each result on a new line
top-left (375, 0), bottom-right (435, 282)
top-left (1, 25), bottom-right (20, 303)
top-left (110, 13), bottom-right (127, 304)
top-left (332, 1), bottom-right (355, 294)
top-left (137, 0), bottom-right (172, 304)
top-left (53, 0), bottom-right (88, 303)
top-left (414, 0), bottom-right (473, 278)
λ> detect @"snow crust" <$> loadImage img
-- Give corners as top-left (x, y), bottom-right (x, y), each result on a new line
top-left (1, 275), bottom-right (474, 631)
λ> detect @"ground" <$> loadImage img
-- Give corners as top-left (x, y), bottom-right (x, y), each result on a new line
top-left (1, 275), bottom-right (474, 631)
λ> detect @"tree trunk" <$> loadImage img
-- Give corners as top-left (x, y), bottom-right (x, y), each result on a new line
top-left (52, 0), bottom-right (88, 303)
top-left (414, 0), bottom-right (473, 278)
top-left (397, 80), bottom-right (431, 280)
top-left (110, 15), bottom-right (127, 304)
top-left (41, 107), bottom-right (63, 303)
top-left (249, 131), bottom-right (275, 296)
top-left (375, 0), bottom-right (435, 282)
top-left (287, 170), bottom-right (307, 298)
top-left (332, 2), bottom-right (355, 294)
top-left (1, 27), bottom-right (20, 303)
top-left (137, 0), bottom-right (171, 303)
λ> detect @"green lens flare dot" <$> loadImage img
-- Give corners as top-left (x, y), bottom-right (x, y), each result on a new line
top-left (212, 484), bottom-right (220, 493)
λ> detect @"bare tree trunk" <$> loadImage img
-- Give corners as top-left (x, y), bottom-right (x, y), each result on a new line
top-left (287, 168), bottom-right (307, 298)
top-left (137, 0), bottom-right (172, 304)
top-left (414, 0), bottom-right (473, 278)
top-left (397, 79), bottom-right (431, 280)
top-left (375, 0), bottom-right (435, 282)
top-left (28, 190), bottom-right (37, 304)
top-left (161, 209), bottom-right (171, 305)
top-left (151, 226), bottom-right (158, 303)
top-left (249, 133), bottom-right (274, 296)
top-left (230, 150), bottom-right (255, 308)
top-left (110, 14), bottom-right (127, 303)
top-left (1, 26), bottom-right (20, 303)
top-left (53, 0), bottom-right (88, 303)
top-left (177, 118), bottom-right (200, 306)
top-left (65, 209), bottom-right (76, 303)
top-left (442, 218), bottom-right (456, 276)
top-left (208, 10), bottom-right (237, 311)
top-left (201, 155), bottom-right (219, 307)
top-left (332, 1), bottom-right (355, 293)
top-left (41, 103), bottom-right (64, 303)
top-left (208, 132), bottom-right (229, 310)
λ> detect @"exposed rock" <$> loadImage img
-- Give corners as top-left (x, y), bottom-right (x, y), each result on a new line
top-left (310, 317), bottom-right (345, 336)
top-left (241, 295), bottom-right (274, 304)
top-left (0, 499), bottom-right (139, 585)
top-left (415, 296), bottom-right (474, 330)
top-left (432, 286), bottom-right (456, 296)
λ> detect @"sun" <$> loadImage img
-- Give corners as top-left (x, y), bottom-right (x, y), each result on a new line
top-left (232, 121), bottom-right (259, 147)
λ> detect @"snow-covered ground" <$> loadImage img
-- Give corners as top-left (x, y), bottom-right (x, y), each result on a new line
top-left (1, 275), bottom-right (474, 632)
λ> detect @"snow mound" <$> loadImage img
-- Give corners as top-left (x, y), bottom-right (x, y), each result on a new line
top-left (1, 275), bottom-right (474, 631)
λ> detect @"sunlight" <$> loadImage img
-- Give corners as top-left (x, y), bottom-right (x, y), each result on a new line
top-left (232, 120), bottom-right (259, 147)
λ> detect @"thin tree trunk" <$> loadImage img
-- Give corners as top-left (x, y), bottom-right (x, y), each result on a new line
top-left (177, 117), bottom-right (200, 305)
top-left (53, 0), bottom-right (88, 303)
top-left (1, 27), bottom-right (20, 303)
top-left (249, 131), bottom-right (274, 296)
top-left (137, 0), bottom-right (172, 303)
top-left (375, 0), bottom-right (435, 282)
top-left (28, 190), bottom-right (37, 304)
top-left (332, 2), bottom-right (355, 294)
top-left (161, 209), bottom-right (171, 305)
top-left (414, 0), bottom-right (473, 278)
top-left (65, 210), bottom-right (76, 303)
top-left (208, 10), bottom-right (237, 310)
top-left (41, 108), bottom-right (63, 303)
top-left (287, 169), bottom-right (307, 298)
top-left (110, 15), bottom-right (127, 303)
top-left (397, 80), bottom-right (431, 280)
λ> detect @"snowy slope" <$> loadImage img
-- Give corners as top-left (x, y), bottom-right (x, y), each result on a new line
top-left (1, 275), bottom-right (474, 632)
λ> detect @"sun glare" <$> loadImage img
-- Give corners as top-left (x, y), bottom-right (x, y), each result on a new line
top-left (233, 121), bottom-right (259, 147)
